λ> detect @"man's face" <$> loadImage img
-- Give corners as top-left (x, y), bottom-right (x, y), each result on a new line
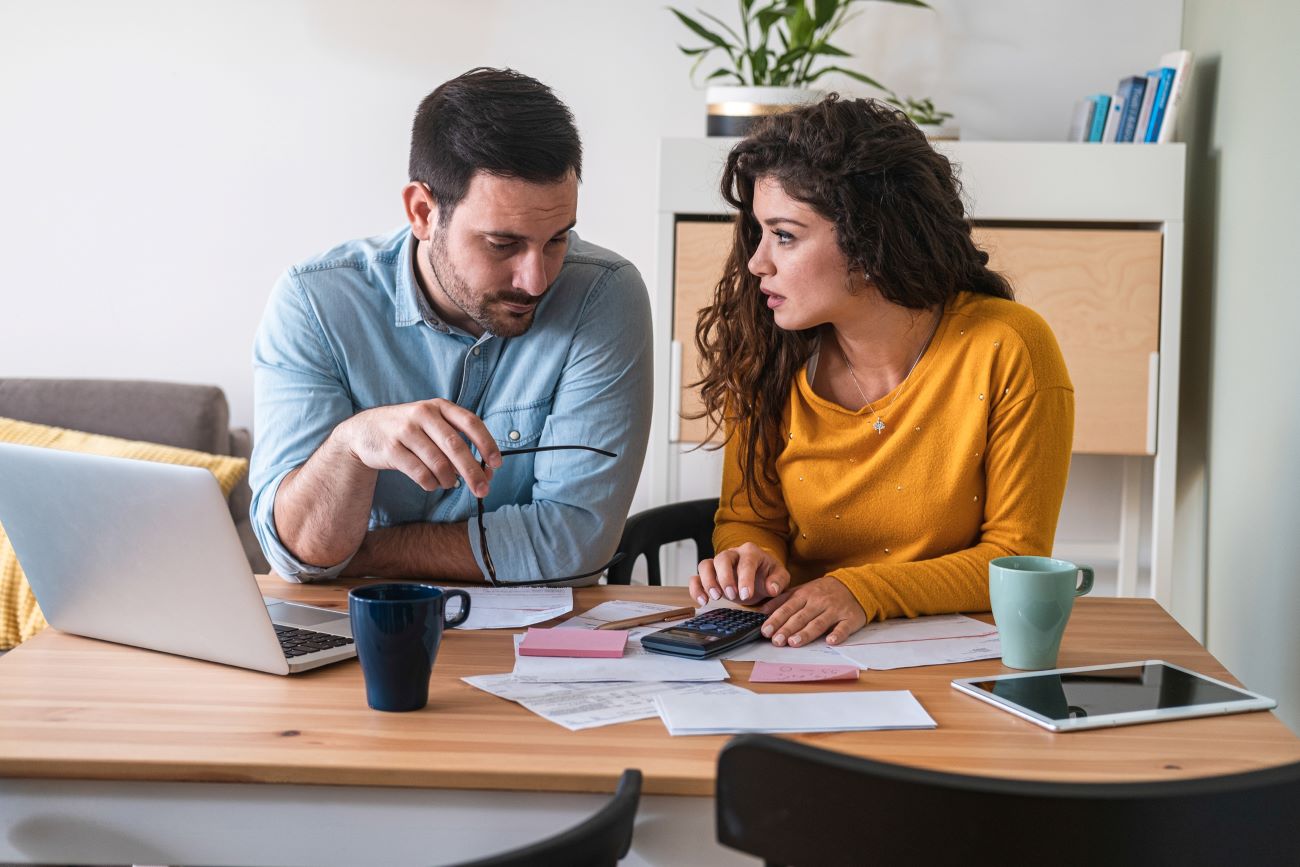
top-left (422, 171), bottom-right (578, 338)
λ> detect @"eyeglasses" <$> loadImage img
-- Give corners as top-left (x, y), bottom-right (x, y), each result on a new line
top-left (476, 444), bottom-right (626, 587)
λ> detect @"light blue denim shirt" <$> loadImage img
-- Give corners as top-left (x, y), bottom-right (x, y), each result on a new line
top-left (250, 226), bottom-right (653, 584)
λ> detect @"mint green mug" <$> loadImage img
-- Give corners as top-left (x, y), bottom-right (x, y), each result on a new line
top-left (989, 556), bottom-right (1094, 670)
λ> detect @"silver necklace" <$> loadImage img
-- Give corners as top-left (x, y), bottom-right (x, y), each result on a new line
top-left (836, 311), bottom-right (941, 435)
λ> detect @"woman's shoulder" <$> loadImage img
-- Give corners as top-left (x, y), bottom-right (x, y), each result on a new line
top-left (945, 292), bottom-right (1072, 391)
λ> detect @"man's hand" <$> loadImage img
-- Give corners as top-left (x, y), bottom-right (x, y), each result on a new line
top-left (690, 542), bottom-right (791, 605)
top-left (759, 577), bottom-right (867, 647)
top-left (335, 398), bottom-right (503, 496)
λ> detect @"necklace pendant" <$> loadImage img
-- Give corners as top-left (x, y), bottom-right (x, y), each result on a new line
top-left (873, 419), bottom-right (886, 434)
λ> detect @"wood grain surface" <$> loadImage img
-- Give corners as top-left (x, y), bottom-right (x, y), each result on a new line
top-left (1, 579), bottom-right (1296, 796)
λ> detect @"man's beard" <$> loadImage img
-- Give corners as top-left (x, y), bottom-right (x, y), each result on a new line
top-left (427, 232), bottom-right (539, 338)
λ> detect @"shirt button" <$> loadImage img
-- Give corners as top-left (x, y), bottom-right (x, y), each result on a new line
top-left (454, 479), bottom-right (462, 488)
top-left (472, 347), bottom-right (481, 357)
top-left (508, 430), bottom-right (521, 442)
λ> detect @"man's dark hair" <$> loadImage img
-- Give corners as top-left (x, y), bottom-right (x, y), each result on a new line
top-left (410, 67), bottom-right (582, 224)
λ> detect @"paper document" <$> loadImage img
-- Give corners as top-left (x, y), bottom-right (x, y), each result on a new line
top-left (655, 690), bottom-right (936, 736)
top-left (464, 674), bottom-right (750, 731)
top-left (510, 634), bottom-right (728, 683)
top-left (833, 634), bottom-right (1001, 670)
top-left (441, 586), bottom-right (572, 630)
top-left (749, 661), bottom-right (859, 683)
top-left (831, 613), bottom-right (999, 670)
top-left (558, 600), bottom-right (695, 643)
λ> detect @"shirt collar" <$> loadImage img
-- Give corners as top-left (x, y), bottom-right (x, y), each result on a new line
top-left (395, 231), bottom-right (452, 333)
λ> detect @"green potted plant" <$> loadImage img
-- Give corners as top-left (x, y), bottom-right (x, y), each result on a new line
top-left (886, 92), bottom-right (958, 140)
top-left (670, 0), bottom-right (932, 136)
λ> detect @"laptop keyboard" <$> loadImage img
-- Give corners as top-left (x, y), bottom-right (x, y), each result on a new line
top-left (274, 623), bottom-right (355, 658)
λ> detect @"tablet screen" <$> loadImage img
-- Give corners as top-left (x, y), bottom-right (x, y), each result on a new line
top-left (965, 662), bottom-right (1255, 722)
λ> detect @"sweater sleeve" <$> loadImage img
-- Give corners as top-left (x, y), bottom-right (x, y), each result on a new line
top-left (712, 431), bottom-right (791, 564)
top-left (827, 385), bottom-right (1074, 621)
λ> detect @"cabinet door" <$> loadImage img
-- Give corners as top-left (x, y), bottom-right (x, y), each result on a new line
top-left (973, 227), bottom-right (1162, 455)
top-left (673, 220), bottom-right (733, 444)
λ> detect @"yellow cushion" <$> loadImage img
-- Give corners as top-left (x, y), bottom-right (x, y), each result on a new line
top-left (0, 417), bottom-right (248, 650)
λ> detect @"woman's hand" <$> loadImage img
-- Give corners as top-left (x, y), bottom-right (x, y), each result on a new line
top-left (690, 542), bottom-right (791, 605)
top-left (759, 577), bottom-right (867, 647)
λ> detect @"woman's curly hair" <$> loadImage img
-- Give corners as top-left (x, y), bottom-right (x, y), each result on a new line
top-left (692, 95), bottom-right (1013, 512)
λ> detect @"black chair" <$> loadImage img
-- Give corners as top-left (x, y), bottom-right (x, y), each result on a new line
top-left (455, 769), bottom-right (642, 867)
top-left (607, 498), bottom-right (717, 585)
top-left (716, 734), bottom-right (1300, 867)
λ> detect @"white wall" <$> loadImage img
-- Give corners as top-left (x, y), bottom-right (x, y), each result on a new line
top-left (1182, 0), bottom-right (1300, 734)
top-left (1, 0), bottom-right (1181, 440)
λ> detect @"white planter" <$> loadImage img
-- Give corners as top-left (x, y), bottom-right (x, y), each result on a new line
top-left (916, 122), bottom-right (961, 141)
top-left (705, 86), bottom-right (823, 137)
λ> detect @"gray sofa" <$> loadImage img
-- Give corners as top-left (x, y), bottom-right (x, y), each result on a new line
top-left (0, 377), bottom-right (269, 573)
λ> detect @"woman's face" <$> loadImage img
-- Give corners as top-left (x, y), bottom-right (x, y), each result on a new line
top-left (747, 176), bottom-right (856, 332)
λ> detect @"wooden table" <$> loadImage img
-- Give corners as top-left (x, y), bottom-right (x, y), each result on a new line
top-left (2, 579), bottom-right (1297, 866)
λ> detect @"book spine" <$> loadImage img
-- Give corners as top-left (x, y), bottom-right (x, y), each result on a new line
top-left (1144, 68), bottom-right (1175, 143)
top-left (1067, 97), bottom-right (1096, 142)
top-left (1133, 71), bottom-right (1160, 144)
top-left (1101, 93), bottom-right (1125, 142)
top-left (1088, 94), bottom-right (1111, 142)
top-left (1116, 76), bottom-right (1147, 143)
top-left (1156, 49), bottom-right (1194, 143)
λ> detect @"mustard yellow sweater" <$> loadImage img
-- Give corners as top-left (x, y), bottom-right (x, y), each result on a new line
top-left (714, 292), bottom-right (1074, 622)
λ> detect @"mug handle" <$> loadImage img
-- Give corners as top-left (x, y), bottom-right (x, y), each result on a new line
top-left (1075, 566), bottom-right (1095, 597)
top-left (443, 589), bottom-right (472, 628)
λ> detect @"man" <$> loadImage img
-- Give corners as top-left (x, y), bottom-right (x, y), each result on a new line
top-left (250, 68), bottom-right (652, 585)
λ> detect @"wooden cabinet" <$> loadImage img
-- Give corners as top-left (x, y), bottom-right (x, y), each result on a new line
top-left (972, 227), bottom-right (1162, 455)
top-left (653, 140), bottom-right (1190, 622)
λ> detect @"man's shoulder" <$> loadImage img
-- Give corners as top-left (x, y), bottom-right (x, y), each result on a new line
top-left (562, 233), bottom-right (640, 282)
top-left (286, 227), bottom-right (407, 281)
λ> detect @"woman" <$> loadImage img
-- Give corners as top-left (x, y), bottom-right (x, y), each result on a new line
top-left (688, 95), bottom-right (1074, 650)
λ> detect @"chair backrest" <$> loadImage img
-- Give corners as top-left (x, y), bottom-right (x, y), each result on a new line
top-left (608, 498), bottom-right (717, 586)
top-left (716, 734), bottom-right (1300, 867)
top-left (455, 769), bottom-right (642, 867)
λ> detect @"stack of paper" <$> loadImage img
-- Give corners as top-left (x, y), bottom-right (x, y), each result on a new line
top-left (464, 674), bottom-right (750, 731)
top-left (518, 627), bottom-right (627, 658)
top-left (654, 690), bottom-right (936, 736)
top-left (831, 614), bottom-right (1000, 670)
top-left (441, 586), bottom-right (572, 630)
top-left (556, 600), bottom-right (695, 643)
top-left (510, 634), bottom-right (728, 683)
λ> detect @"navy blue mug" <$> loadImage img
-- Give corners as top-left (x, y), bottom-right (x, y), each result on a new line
top-left (347, 583), bottom-right (471, 712)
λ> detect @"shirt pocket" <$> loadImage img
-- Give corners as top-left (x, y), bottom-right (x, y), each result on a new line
top-left (481, 399), bottom-right (548, 454)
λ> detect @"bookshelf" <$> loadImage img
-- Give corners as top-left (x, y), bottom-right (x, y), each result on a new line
top-left (649, 138), bottom-right (1189, 616)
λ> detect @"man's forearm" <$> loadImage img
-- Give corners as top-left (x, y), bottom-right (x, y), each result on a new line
top-left (340, 521), bottom-right (484, 582)
top-left (273, 431), bottom-right (379, 568)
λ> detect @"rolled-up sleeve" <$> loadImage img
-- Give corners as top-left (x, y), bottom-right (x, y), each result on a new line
top-left (250, 270), bottom-right (357, 582)
top-left (467, 262), bottom-right (653, 585)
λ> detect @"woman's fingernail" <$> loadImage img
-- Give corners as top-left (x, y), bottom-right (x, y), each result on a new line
top-left (769, 582), bottom-right (779, 595)
top-left (709, 588), bottom-right (720, 600)
top-left (724, 586), bottom-right (736, 600)
top-left (697, 595), bottom-right (708, 606)
top-left (773, 634), bottom-right (785, 646)
top-left (762, 626), bottom-right (772, 637)
top-left (790, 636), bottom-right (802, 646)
top-left (739, 587), bottom-right (751, 601)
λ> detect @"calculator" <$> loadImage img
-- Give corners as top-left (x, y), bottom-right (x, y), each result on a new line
top-left (640, 608), bottom-right (768, 659)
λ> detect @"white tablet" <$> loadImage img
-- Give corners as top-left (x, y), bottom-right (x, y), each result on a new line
top-left (951, 660), bottom-right (1277, 732)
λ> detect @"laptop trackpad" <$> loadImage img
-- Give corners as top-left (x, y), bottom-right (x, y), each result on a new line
top-left (266, 601), bottom-right (348, 629)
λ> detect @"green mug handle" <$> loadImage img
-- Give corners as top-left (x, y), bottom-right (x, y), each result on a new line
top-left (1075, 566), bottom-right (1095, 596)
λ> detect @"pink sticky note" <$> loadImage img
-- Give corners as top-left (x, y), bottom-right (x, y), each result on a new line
top-left (749, 661), bottom-right (860, 683)
top-left (518, 627), bottom-right (628, 658)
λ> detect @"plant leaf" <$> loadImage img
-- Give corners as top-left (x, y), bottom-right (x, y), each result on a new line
top-left (784, 2), bottom-right (814, 48)
top-left (813, 0), bottom-right (838, 27)
top-left (806, 64), bottom-right (888, 91)
top-left (811, 41), bottom-right (851, 58)
top-left (669, 8), bottom-right (735, 50)
top-left (697, 8), bottom-right (745, 47)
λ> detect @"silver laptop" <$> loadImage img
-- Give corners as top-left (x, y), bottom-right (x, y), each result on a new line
top-left (0, 442), bottom-right (354, 675)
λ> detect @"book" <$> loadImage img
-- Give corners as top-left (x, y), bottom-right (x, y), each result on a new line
top-left (1068, 97), bottom-right (1096, 142)
top-left (1156, 49), bottom-right (1194, 143)
top-left (1088, 94), bottom-right (1111, 142)
top-left (1101, 92), bottom-right (1125, 142)
top-left (1133, 70), bottom-right (1161, 144)
top-left (1144, 67), bottom-right (1175, 142)
top-left (1115, 75), bottom-right (1147, 143)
